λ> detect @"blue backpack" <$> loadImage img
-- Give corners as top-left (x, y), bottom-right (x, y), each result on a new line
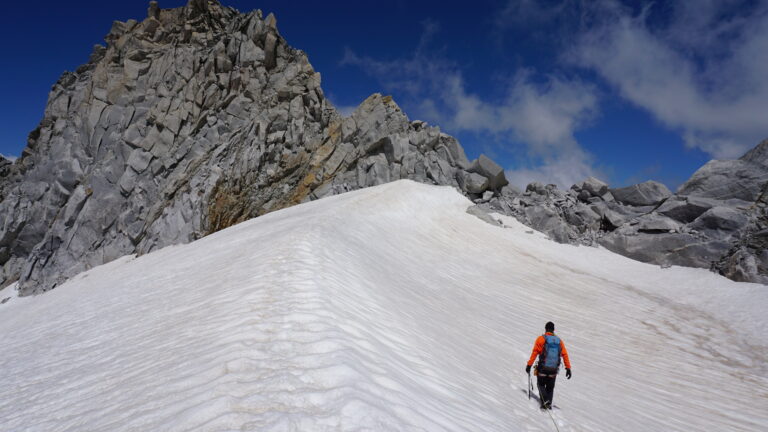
top-left (538, 334), bottom-right (562, 374)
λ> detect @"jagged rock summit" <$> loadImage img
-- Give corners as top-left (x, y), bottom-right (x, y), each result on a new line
top-left (0, 1), bottom-right (515, 295)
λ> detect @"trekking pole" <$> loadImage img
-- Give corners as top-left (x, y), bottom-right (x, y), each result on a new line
top-left (527, 371), bottom-right (532, 400)
top-left (527, 364), bottom-right (535, 400)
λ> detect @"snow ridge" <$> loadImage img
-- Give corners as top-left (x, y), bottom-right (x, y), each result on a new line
top-left (1, 181), bottom-right (767, 431)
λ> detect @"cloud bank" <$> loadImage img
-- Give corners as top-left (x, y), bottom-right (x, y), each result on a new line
top-left (343, 1), bottom-right (768, 188)
top-left (570, 0), bottom-right (768, 159)
top-left (342, 22), bottom-right (602, 189)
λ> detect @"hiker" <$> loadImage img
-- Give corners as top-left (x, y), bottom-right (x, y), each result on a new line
top-left (525, 321), bottom-right (571, 409)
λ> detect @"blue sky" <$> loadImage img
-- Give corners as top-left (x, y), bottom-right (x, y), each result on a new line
top-left (1, 0), bottom-right (767, 189)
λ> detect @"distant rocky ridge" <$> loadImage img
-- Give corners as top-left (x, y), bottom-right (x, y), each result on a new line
top-left (0, 0), bottom-right (765, 295)
top-left (476, 141), bottom-right (768, 284)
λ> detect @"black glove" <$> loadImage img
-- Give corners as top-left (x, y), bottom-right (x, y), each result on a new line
top-left (566, 368), bottom-right (572, 379)
top-left (525, 365), bottom-right (531, 374)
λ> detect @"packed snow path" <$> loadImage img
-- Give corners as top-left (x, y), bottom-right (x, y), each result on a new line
top-left (1, 180), bottom-right (767, 431)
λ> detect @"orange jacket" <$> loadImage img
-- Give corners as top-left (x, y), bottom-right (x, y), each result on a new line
top-left (527, 332), bottom-right (571, 369)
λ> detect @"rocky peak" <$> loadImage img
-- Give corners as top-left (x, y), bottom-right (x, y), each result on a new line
top-left (739, 138), bottom-right (768, 167)
top-left (0, 1), bottom-right (338, 294)
top-left (0, 2), bottom-right (519, 295)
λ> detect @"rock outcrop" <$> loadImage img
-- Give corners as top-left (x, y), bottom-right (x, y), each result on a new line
top-left (2, 1), bottom-right (335, 294)
top-left (710, 181), bottom-right (768, 284)
top-left (474, 141), bottom-right (768, 283)
top-left (610, 180), bottom-right (671, 207)
top-left (0, 1), bottom-right (513, 295)
top-left (677, 139), bottom-right (768, 202)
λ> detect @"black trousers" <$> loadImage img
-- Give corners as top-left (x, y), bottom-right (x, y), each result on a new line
top-left (537, 375), bottom-right (557, 407)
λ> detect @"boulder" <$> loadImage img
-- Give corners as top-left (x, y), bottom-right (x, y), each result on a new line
top-left (439, 135), bottom-right (470, 168)
top-left (500, 184), bottom-right (521, 197)
top-left (468, 154), bottom-right (508, 190)
top-left (466, 205), bottom-right (501, 226)
top-left (691, 207), bottom-right (749, 233)
top-left (656, 195), bottom-right (717, 223)
top-left (634, 213), bottom-right (682, 234)
top-left (571, 176), bottom-right (608, 198)
top-left (677, 160), bottom-right (767, 201)
top-left (589, 201), bottom-right (626, 230)
top-left (564, 203), bottom-right (601, 229)
top-left (457, 171), bottom-right (489, 194)
top-left (599, 233), bottom-right (729, 269)
top-left (526, 182), bottom-right (547, 195)
top-left (610, 181), bottom-right (671, 206)
top-left (524, 206), bottom-right (573, 243)
top-left (717, 246), bottom-right (768, 284)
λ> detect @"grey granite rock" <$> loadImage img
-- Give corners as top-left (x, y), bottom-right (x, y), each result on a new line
top-left (677, 160), bottom-right (767, 201)
top-left (738, 138), bottom-right (768, 167)
top-left (523, 206), bottom-right (573, 243)
top-left (457, 171), bottom-right (490, 194)
top-left (634, 213), bottom-right (682, 234)
top-left (468, 155), bottom-right (508, 190)
top-left (525, 182), bottom-right (547, 195)
top-left (571, 176), bottom-right (608, 198)
top-left (564, 203), bottom-right (601, 230)
top-left (716, 245), bottom-right (768, 284)
top-left (0, 0), bottom-right (521, 295)
top-left (1, 1), bottom-right (343, 293)
top-left (495, 140), bottom-right (768, 282)
top-left (500, 184), bottom-right (521, 197)
top-left (599, 232), bottom-right (729, 269)
top-left (691, 207), bottom-right (748, 234)
top-left (656, 195), bottom-right (718, 223)
top-left (610, 181), bottom-right (671, 206)
top-left (712, 197), bottom-right (768, 284)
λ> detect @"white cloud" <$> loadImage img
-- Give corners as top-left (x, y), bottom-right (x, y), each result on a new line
top-left (505, 153), bottom-right (605, 191)
top-left (342, 23), bottom-right (601, 189)
top-left (0, 153), bottom-right (17, 162)
top-left (571, 0), bottom-right (768, 159)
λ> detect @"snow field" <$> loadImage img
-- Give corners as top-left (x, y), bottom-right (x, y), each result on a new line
top-left (1, 180), bottom-right (766, 431)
